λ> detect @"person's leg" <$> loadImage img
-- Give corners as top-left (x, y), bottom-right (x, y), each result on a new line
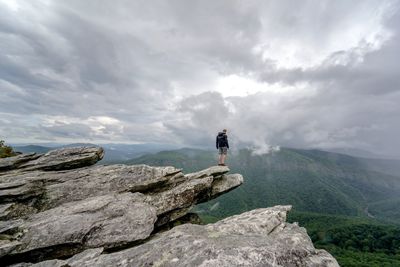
top-left (221, 148), bottom-right (227, 165)
top-left (218, 154), bottom-right (222, 165)
top-left (221, 154), bottom-right (226, 164)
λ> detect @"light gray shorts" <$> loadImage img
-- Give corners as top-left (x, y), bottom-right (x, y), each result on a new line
top-left (218, 147), bottom-right (228, 155)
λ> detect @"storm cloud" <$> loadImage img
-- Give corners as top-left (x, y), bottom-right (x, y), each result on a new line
top-left (1, 0), bottom-right (400, 157)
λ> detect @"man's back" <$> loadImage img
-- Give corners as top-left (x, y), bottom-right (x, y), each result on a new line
top-left (216, 129), bottom-right (229, 166)
top-left (216, 132), bottom-right (229, 148)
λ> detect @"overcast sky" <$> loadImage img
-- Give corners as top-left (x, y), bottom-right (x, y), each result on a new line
top-left (1, 0), bottom-right (400, 157)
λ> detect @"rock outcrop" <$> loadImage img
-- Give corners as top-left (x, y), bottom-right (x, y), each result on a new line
top-left (0, 147), bottom-right (103, 172)
top-left (18, 206), bottom-right (339, 267)
top-left (0, 147), bottom-right (243, 265)
top-left (0, 153), bottom-right (40, 172)
top-left (0, 146), bottom-right (338, 266)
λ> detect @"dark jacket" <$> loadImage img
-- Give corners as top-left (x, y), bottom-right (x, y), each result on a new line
top-left (216, 132), bottom-right (229, 149)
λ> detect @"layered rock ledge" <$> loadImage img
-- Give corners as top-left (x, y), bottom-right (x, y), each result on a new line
top-left (0, 147), bottom-right (242, 265)
top-left (18, 206), bottom-right (339, 267)
top-left (0, 146), bottom-right (338, 266)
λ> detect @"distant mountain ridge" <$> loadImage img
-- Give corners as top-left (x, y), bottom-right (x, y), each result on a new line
top-left (12, 143), bottom-right (180, 163)
top-left (320, 147), bottom-right (389, 159)
top-left (12, 145), bottom-right (52, 154)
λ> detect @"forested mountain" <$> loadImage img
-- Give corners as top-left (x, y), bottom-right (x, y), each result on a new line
top-left (127, 147), bottom-right (400, 222)
top-left (127, 147), bottom-right (400, 266)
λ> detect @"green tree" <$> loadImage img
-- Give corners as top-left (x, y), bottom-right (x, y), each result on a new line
top-left (0, 140), bottom-right (16, 158)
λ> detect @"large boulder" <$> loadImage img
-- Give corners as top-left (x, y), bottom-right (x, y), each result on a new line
top-left (0, 153), bottom-right (41, 172)
top-left (19, 206), bottom-right (339, 267)
top-left (1, 193), bottom-right (156, 264)
top-left (0, 147), bottom-right (104, 173)
top-left (0, 164), bottom-right (182, 210)
top-left (17, 146), bottom-right (104, 171)
top-left (0, 165), bottom-right (235, 218)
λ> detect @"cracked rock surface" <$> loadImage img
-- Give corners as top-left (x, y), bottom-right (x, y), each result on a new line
top-left (18, 206), bottom-right (339, 267)
top-left (0, 146), bottom-right (337, 266)
top-left (0, 147), bottom-right (243, 265)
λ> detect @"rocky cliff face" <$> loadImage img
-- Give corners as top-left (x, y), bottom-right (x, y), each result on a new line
top-left (0, 146), bottom-right (338, 267)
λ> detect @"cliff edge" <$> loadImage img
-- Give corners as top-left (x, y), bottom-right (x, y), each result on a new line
top-left (0, 146), bottom-right (338, 266)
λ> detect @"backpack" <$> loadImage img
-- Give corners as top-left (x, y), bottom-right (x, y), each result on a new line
top-left (217, 133), bottom-right (227, 147)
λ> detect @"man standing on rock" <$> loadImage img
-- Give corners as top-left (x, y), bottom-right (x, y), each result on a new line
top-left (216, 129), bottom-right (229, 166)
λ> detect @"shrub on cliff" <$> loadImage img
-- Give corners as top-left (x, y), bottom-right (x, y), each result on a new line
top-left (0, 140), bottom-right (17, 158)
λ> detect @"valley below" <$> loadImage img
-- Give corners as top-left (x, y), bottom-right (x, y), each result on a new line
top-left (127, 147), bottom-right (400, 267)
